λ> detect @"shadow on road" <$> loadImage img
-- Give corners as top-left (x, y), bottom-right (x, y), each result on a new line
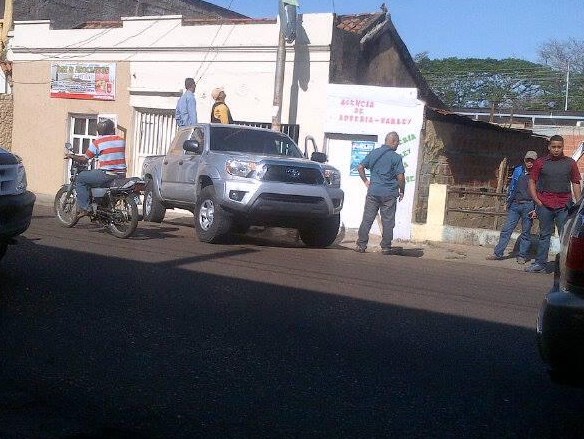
top-left (0, 237), bottom-right (582, 438)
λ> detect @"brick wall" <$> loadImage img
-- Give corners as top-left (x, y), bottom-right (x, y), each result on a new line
top-left (13, 0), bottom-right (244, 29)
top-left (0, 94), bottom-right (13, 150)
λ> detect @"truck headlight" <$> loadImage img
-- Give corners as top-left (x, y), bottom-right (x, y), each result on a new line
top-left (226, 160), bottom-right (259, 178)
top-left (15, 157), bottom-right (28, 195)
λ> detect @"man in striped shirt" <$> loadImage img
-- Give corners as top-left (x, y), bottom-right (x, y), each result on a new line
top-left (66, 118), bottom-right (127, 217)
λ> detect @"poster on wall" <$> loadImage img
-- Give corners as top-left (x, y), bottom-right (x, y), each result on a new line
top-left (350, 141), bottom-right (375, 176)
top-left (50, 63), bottom-right (116, 101)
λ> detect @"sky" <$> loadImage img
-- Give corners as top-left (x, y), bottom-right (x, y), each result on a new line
top-left (214, 0), bottom-right (584, 63)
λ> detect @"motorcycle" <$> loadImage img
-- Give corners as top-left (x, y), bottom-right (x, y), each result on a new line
top-left (54, 143), bottom-right (144, 238)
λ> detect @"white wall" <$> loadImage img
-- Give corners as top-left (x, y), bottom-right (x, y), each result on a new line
top-left (9, 14), bottom-right (337, 192)
top-left (12, 14), bottom-right (334, 147)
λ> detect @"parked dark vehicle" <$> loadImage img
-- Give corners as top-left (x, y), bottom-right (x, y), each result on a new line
top-left (54, 143), bottom-right (144, 239)
top-left (0, 146), bottom-right (35, 261)
top-left (537, 196), bottom-right (584, 385)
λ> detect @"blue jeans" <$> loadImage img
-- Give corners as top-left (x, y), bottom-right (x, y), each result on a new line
top-left (75, 170), bottom-right (116, 210)
top-left (493, 202), bottom-right (534, 258)
top-left (357, 194), bottom-right (397, 250)
top-left (534, 204), bottom-right (569, 266)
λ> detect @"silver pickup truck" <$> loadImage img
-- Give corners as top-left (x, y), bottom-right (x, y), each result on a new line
top-left (141, 124), bottom-right (344, 247)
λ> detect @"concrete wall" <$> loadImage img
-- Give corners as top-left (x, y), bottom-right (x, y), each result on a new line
top-left (0, 94), bottom-right (12, 150)
top-left (11, 61), bottom-right (132, 194)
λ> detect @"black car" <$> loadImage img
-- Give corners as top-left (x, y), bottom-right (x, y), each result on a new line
top-left (0, 146), bottom-right (36, 261)
top-left (537, 196), bottom-right (584, 385)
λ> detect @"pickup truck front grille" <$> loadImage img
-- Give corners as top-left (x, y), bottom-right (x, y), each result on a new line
top-left (258, 194), bottom-right (324, 204)
top-left (251, 193), bottom-right (329, 218)
top-left (261, 165), bottom-right (324, 185)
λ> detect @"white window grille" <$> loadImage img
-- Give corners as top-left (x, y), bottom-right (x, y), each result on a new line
top-left (132, 108), bottom-right (176, 176)
top-left (65, 115), bottom-right (97, 182)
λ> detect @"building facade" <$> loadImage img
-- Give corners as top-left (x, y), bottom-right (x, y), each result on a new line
top-left (9, 11), bottom-right (553, 240)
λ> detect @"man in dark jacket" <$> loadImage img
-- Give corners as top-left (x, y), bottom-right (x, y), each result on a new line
top-left (525, 135), bottom-right (582, 273)
top-left (486, 151), bottom-right (537, 264)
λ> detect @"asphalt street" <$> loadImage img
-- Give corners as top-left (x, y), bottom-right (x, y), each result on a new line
top-left (1, 204), bottom-right (583, 438)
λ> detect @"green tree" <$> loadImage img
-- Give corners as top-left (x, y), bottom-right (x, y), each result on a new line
top-left (415, 54), bottom-right (580, 111)
top-left (538, 38), bottom-right (584, 110)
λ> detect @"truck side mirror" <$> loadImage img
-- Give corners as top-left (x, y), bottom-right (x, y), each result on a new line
top-left (183, 140), bottom-right (202, 154)
top-left (311, 151), bottom-right (327, 163)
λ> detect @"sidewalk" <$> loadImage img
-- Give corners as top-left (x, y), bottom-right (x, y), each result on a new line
top-left (35, 193), bottom-right (550, 272)
top-left (335, 226), bottom-right (546, 271)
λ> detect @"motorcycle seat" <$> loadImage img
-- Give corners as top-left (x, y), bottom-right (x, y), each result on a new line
top-left (106, 177), bottom-right (142, 189)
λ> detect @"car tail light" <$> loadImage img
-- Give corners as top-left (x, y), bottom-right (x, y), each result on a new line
top-left (565, 209), bottom-right (584, 291)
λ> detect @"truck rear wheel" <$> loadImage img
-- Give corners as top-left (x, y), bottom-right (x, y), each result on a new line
top-left (299, 214), bottom-right (340, 248)
top-left (195, 186), bottom-right (232, 243)
top-left (143, 179), bottom-right (166, 223)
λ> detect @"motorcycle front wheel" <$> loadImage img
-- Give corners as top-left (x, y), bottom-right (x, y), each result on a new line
top-left (54, 186), bottom-right (79, 227)
top-left (108, 195), bottom-right (139, 238)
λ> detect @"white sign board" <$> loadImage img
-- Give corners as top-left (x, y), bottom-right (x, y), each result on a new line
top-left (324, 84), bottom-right (425, 240)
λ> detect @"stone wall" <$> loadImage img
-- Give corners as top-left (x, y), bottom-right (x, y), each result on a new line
top-left (0, 94), bottom-right (13, 150)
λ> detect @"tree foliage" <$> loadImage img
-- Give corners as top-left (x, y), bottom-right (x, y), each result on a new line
top-left (537, 38), bottom-right (584, 110)
top-left (415, 45), bottom-right (584, 111)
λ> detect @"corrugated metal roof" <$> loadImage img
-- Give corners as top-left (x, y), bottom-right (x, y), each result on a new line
top-left (426, 106), bottom-right (548, 137)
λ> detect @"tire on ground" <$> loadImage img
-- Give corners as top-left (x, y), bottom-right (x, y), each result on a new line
top-left (54, 186), bottom-right (79, 228)
top-left (298, 214), bottom-right (340, 248)
top-left (108, 195), bottom-right (139, 238)
top-left (194, 185), bottom-right (233, 243)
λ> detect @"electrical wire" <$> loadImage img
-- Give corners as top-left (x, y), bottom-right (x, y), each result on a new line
top-left (193, 0), bottom-right (237, 83)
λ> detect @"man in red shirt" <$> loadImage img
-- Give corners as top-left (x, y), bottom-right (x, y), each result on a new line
top-left (525, 135), bottom-right (582, 273)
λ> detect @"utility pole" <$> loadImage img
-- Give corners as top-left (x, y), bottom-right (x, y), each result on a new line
top-left (272, 30), bottom-right (286, 132)
top-left (272, 0), bottom-right (298, 133)
top-left (1, 0), bottom-right (14, 55)
top-left (564, 61), bottom-right (570, 111)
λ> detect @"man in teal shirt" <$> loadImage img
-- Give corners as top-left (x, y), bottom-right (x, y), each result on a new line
top-left (355, 131), bottom-right (406, 254)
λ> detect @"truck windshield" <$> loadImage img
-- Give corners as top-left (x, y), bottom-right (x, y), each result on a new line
top-left (209, 126), bottom-right (303, 158)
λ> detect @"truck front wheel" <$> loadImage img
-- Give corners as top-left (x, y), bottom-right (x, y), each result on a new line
top-left (299, 214), bottom-right (340, 248)
top-left (195, 186), bottom-right (232, 243)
